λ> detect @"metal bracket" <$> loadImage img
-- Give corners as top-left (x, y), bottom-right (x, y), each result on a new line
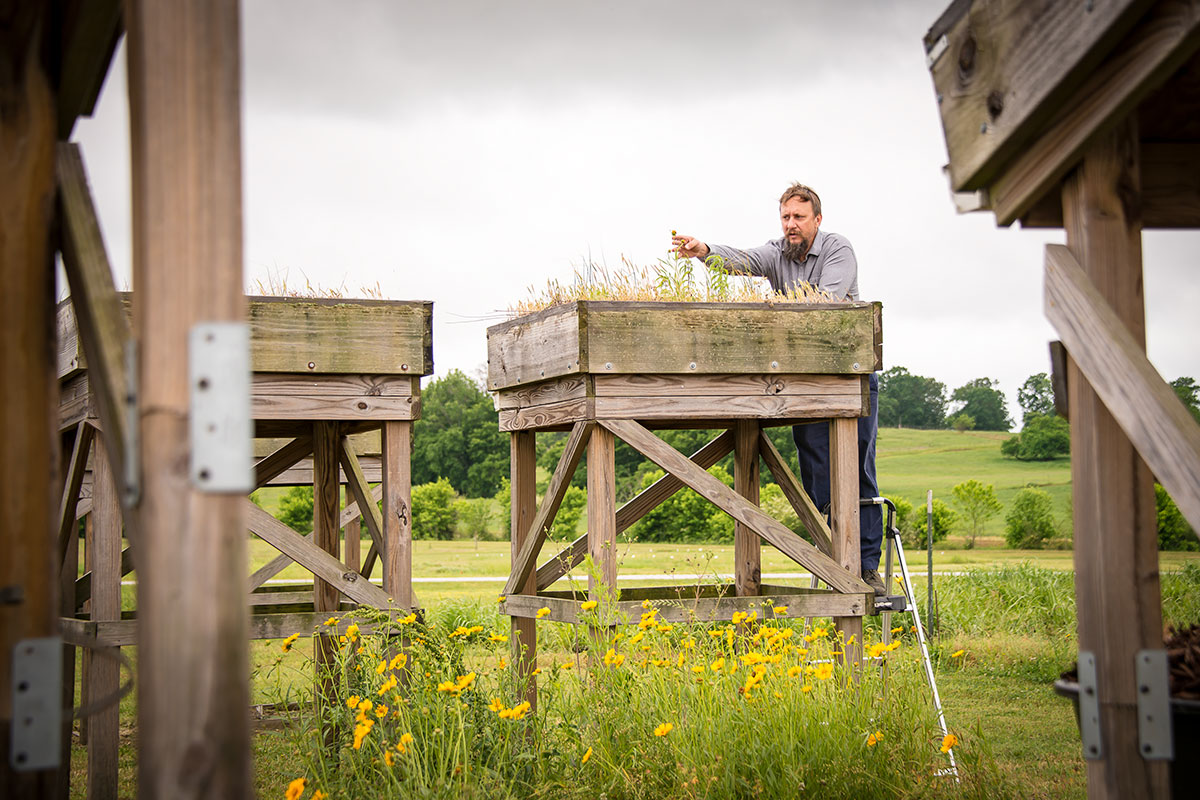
top-left (123, 339), bottom-right (141, 508)
top-left (925, 34), bottom-right (948, 68)
top-left (1136, 649), bottom-right (1173, 760)
top-left (1078, 651), bottom-right (1102, 760)
top-left (189, 322), bottom-right (253, 493)
top-left (9, 637), bottom-right (62, 771)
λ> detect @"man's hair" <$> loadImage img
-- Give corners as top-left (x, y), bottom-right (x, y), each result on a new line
top-left (779, 183), bottom-right (821, 217)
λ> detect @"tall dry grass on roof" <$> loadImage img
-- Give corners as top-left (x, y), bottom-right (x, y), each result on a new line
top-left (509, 254), bottom-right (836, 318)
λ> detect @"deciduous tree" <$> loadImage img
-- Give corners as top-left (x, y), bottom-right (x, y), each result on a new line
top-left (951, 377), bottom-right (1012, 432)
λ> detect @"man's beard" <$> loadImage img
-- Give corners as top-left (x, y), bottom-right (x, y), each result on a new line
top-left (781, 238), bottom-right (810, 261)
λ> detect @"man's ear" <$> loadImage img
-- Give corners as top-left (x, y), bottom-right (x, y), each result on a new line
top-left (814, 213), bottom-right (822, 228)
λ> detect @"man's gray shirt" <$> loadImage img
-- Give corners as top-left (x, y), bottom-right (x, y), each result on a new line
top-left (702, 229), bottom-right (859, 301)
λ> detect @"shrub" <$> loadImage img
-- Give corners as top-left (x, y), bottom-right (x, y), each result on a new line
top-left (1157, 484), bottom-right (1198, 551)
top-left (1000, 413), bottom-right (1070, 461)
top-left (949, 412), bottom-right (975, 432)
top-left (412, 478), bottom-right (459, 540)
top-left (889, 496), bottom-right (954, 549)
top-left (760, 483), bottom-right (801, 534)
top-left (454, 497), bottom-right (495, 542)
top-left (277, 485), bottom-right (314, 533)
top-left (630, 465), bottom-right (734, 543)
top-left (1004, 488), bottom-right (1058, 549)
top-left (951, 480), bottom-right (1002, 549)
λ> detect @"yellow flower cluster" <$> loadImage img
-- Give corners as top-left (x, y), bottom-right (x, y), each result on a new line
top-left (941, 733), bottom-right (958, 753)
top-left (436, 672), bottom-right (477, 696)
top-left (603, 648), bottom-right (626, 668)
top-left (281, 633), bottom-right (301, 653)
top-left (581, 600), bottom-right (599, 611)
top-left (536, 607), bottom-right (551, 619)
top-left (491, 700), bottom-right (531, 720)
top-left (449, 625), bottom-right (485, 639)
top-left (654, 722), bottom-right (674, 737)
top-left (866, 729), bottom-right (884, 747)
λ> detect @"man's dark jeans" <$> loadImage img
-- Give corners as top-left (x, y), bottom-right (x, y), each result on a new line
top-left (791, 372), bottom-right (882, 572)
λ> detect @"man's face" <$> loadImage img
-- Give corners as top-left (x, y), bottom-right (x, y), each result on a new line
top-left (779, 197), bottom-right (822, 259)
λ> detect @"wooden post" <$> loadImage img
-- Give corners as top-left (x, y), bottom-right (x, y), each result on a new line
top-left (124, 1), bottom-right (252, 796)
top-left (734, 421), bottom-right (761, 599)
top-left (382, 421), bottom-right (412, 607)
top-left (343, 482), bottom-right (360, 575)
top-left (58, 483), bottom-right (79, 800)
top-left (0, 3), bottom-right (61, 795)
top-left (313, 422), bottom-right (341, 748)
top-left (830, 418), bottom-right (862, 669)
top-left (510, 432), bottom-right (537, 708)
top-left (587, 427), bottom-right (617, 599)
top-left (87, 433), bottom-right (121, 800)
top-left (1062, 118), bottom-right (1169, 799)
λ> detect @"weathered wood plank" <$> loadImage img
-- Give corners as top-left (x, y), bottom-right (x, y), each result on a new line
top-left (244, 500), bottom-right (391, 608)
top-left (734, 421), bottom-right (761, 598)
top-left (252, 393), bottom-right (419, 421)
top-left (487, 303), bottom-right (583, 390)
top-left (587, 427), bottom-right (618, 599)
top-left (830, 419), bottom-right (863, 669)
top-left (593, 393), bottom-right (866, 421)
top-left (925, 0), bottom-right (1155, 191)
top-left (124, 1), bottom-right (250, 794)
top-left (758, 429), bottom-right (833, 556)
top-left (535, 430), bottom-right (735, 590)
top-left (1061, 123), bottom-right (1169, 798)
top-left (56, 0), bottom-right (122, 138)
top-left (339, 437), bottom-right (386, 559)
top-left (246, 485), bottom-right (381, 592)
top-left (496, 375), bottom-right (588, 409)
top-left (504, 422), bottom-right (593, 596)
top-left (1046, 244), bottom-right (1200, 528)
top-left (86, 430), bottom-right (120, 800)
top-left (381, 422), bottom-right (412, 605)
top-left (75, 547), bottom-right (133, 611)
top-left (602, 420), bottom-right (869, 595)
top-left (498, 398), bottom-right (589, 432)
top-left (253, 373), bottom-right (416, 397)
top-left (254, 435), bottom-right (313, 488)
top-left (989, 0), bottom-right (1200, 225)
top-left (57, 423), bottom-right (95, 568)
top-left (509, 432), bottom-right (538, 709)
top-left (591, 372), bottom-right (862, 397)
top-left (58, 371), bottom-right (92, 430)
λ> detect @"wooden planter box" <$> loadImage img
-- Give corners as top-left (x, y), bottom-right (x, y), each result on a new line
top-left (489, 300), bottom-right (883, 703)
top-left (487, 300), bottom-right (881, 430)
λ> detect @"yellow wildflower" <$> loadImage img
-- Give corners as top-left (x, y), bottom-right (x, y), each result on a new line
top-left (941, 733), bottom-right (957, 753)
top-left (345, 624), bottom-right (359, 642)
top-left (376, 660), bottom-right (388, 674)
top-left (654, 722), bottom-right (674, 737)
top-left (581, 746), bottom-right (593, 764)
top-left (787, 666), bottom-right (803, 678)
top-left (346, 695), bottom-right (361, 709)
top-left (683, 637), bottom-right (696, 649)
top-left (312, 792), bottom-right (327, 800)
top-left (488, 698), bottom-right (506, 713)
top-left (281, 633), bottom-right (301, 653)
top-left (710, 657), bottom-right (725, 672)
top-left (868, 643), bottom-right (888, 659)
top-left (642, 599), bottom-right (652, 609)
top-left (352, 720), bottom-right (374, 749)
top-left (581, 600), bottom-right (598, 611)
top-left (389, 653), bottom-right (408, 670)
top-left (629, 631), bottom-right (645, 645)
top-left (488, 634), bottom-right (508, 643)
top-left (866, 731), bottom-right (880, 747)
top-left (691, 665), bottom-right (704, 674)
top-left (801, 684), bottom-right (813, 693)
top-left (886, 641), bottom-right (901, 652)
top-left (560, 661), bottom-right (574, 670)
top-left (773, 606), bottom-right (788, 615)
top-left (536, 607), bottom-right (551, 619)
top-left (814, 663), bottom-right (834, 681)
top-left (378, 674), bottom-right (398, 695)
top-left (437, 680), bottom-right (461, 696)
top-left (375, 704), bottom-right (388, 718)
top-left (285, 777), bottom-right (306, 800)
top-left (399, 612), bottom-right (417, 624)
top-left (498, 657), bottom-right (508, 669)
top-left (891, 626), bottom-right (905, 635)
top-left (732, 611), bottom-right (748, 625)
top-left (676, 653), bottom-right (686, 668)
top-left (356, 698), bottom-right (373, 712)
top-left (951, 649), bottom-right (965, 659)
top-left (323, 616), bottom-right (338, 626)
top-left (384, 751), bottom-right (395, 766)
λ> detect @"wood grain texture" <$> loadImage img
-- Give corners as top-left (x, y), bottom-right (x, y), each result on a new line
top-left (758, 430), bottom-right (833, 556)
top-left (829, 418), bottom-right (863, 668)
top-left (487, 303), bottom-right (582, 389)
top-left (734, 421), bottom-right (761, 598)
top-left (591, 373), bottom-right (862, 397)
top-left (496, 375), bottom-right (588, 409)
top-left (534, 430), bottom-right (734, 589)
top-left (499, 398), bottom-right (588, 431)
top-left (124, 1), bottom-right (254, 793)
top-left (1061, 122), bottom-right (1169, 799)
top-left (602, 420), bottom-right (869, 594)
top-left (381, 421), bottom-right (413, 607)
top-left (587, 426), bottom-right (618, 598)
top-left (1046, 244), bottom-right (1200, 529)
top-left (509, 432), bottom-right (538, 709)
top-left (339, 437), bottom-right (386, 564)
top-left (56, 0), bottom-right (122, 138)
top-left (593, 393), bottom-right (865, 421)
top-left (504, 422), bottom-right (593, 596)
top-left (86, 432), bottom-right (120, 800)
top-left (990, 0), bottom-right (1200, 225)
top-left (254, 435), bottom-right (313, 487)
top-left (927, 0), bottom-right (1154, 191)
top-left (57, 423), bottom-right (95, 567)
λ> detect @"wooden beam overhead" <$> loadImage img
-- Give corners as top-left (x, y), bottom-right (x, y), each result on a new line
top-left (991, 0), bottom-right (1200, 225)
top-left (926, 0), bottom-right (1155, 192)
top-left (57, 0), bottom-right (123, 138)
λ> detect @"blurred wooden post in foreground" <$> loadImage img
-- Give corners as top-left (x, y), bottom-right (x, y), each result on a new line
top-left (125, 1), bottom-right (253, 796)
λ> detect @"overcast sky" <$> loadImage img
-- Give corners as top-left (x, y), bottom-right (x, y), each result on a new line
top-left (71, 0), bottom-right (1199, 425)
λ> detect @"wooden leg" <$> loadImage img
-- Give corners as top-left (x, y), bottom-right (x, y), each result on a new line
top-left (87, 435), bottom-right (121, 800)
top-left (342, 483), bottom-right (359, 575)
top-left (313, 422), bottom-right (341, 748)
top-left (830, 418), bottom-right (862, 671)
top-left (382, 421), bottom-right (412, 608)
top-left (1063, 119), bottom-right (1169, 799)
top-left (587, 427), bottom-right (617, 600)
top-left (510, 432), bottom-right (537, 709)
top-left (59, 496), bottom-right (78, 800)
top-left (734, 421), bottom-right (761, 600)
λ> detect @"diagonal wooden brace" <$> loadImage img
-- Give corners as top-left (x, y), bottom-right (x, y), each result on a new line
top-left (601, 419), bottom-right (870, 595)
top-left (504, 421), bottom-right (594, 596)
top-left (535, 428), bottom-right (734, 590)
top-left (758, 429), bottom-right (833, 556)
top-left (340, 436), bottom-right (386, 558)
top-left (58, 421), bottom-right (96, 568)
top-left (244, 499), bottom-right (391, 607)
top-left (255, 434), bottom-right (313, 488)
top-left (1045, 243), bottom-right (1200, 532)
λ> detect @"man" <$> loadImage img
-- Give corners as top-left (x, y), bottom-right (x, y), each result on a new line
top-left (671, 182), bottom-right (885, 595)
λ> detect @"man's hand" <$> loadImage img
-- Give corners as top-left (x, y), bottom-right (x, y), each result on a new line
top-left (671, 232), bottom-right (709, 260)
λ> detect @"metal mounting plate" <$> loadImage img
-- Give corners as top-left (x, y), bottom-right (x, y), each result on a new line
top-left (1078, 651), bottom-right (1102, 760)
top-left (189, 322), bottom-right (253, 492)
top-left (10, 637), bottom-right (62, 771)
top-left (1136, 649), bottom-right (1173, 760)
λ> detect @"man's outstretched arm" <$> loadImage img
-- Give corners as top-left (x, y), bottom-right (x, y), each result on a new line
top-left (671, 234), bottom-right (776, 282)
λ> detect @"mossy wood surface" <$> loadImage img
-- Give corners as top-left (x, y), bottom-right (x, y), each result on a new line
top-left (487, 300), bottom-right (881, 391)
top-left (58, 295), bottom-right (433, 378)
